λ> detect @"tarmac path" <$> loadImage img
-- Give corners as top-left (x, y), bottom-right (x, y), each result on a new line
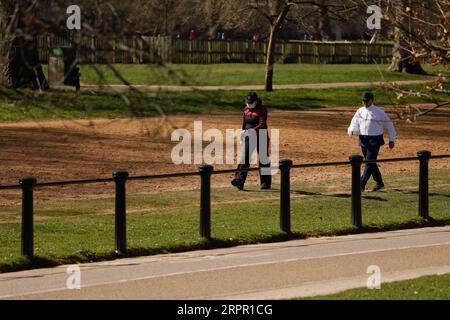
top-left (1, 226), bottom-right (449, 300)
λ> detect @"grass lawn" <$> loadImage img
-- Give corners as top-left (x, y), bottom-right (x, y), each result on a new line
top-left (57, 63), bottom-right (447, 86)
top-left (0, 83), bottom-right (448, 122)
top-left (300, 273), bottom-right (450, 299)
top-left (0, 168), bottom-right (449, 272)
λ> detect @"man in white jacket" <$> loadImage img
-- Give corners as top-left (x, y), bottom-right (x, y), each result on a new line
top-left (348, 92), bottom-right (397, 192)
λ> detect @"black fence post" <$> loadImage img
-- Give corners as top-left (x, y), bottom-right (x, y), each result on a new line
top-left (20, 176), bottom-right (37, 259)
top-left (279, 159), bottom-right (293, 234)
top-left (199, 165), bottom-right (213, 239)
top-left (349, 155), bottom-right (363, 228)
top-left (113, 170), bottom-right (129, 255)
top-left (417, 150), bottom-right (431, 219)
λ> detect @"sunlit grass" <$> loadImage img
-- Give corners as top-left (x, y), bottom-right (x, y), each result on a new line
top-left (0, 169), bottom-right (448, 272)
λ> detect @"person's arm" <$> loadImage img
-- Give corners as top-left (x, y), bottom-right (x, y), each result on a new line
top-left (242, 111), bottom-right (246, 130)
top-left (252, 107), bottom-right (267, 131)
top-left (347, 110), bottom-right (360, 136)
top-left (383, 111), bottom-right (397, 147)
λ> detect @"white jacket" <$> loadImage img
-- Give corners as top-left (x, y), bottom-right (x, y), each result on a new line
top-left (347, 104), bottom-right (397, 142)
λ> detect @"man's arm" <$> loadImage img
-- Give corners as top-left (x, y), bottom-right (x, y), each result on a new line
top-left (347, 110), bottom-right (360, 136)
top-left (383, 111), bottom-right (397, 148)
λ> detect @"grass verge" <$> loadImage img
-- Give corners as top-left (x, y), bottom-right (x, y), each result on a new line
top-left (51, 63), bottom-right (446, 86)
top-left (299, 273), bottom-right (450, 299)
top-left (0, 83), bottom-right (448, 122)
top-left (0, 168), bottom-right (449, 273)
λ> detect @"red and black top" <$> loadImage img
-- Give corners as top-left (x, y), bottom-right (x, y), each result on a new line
top-left (242, 99), bottom-right (268, 131)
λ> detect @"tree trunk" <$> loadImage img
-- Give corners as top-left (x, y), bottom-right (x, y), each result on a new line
top-left (0, 1), bottom-right (14, 87)
top-left (264, 2), bottom-right (293, 92)
top-left (388, 0), bottom-right (426, 74)
top-left (0, 1), bottom-right (49, 89)
top-left (205, 0), bottom-right (219, 39)
top-left (318, 0), bottom-right (331, 41)
top-left (265, 26), bottom-right (276, 92)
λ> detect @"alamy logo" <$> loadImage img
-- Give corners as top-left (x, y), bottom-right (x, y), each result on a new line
top-left (66, 265), bottom-right (81, 289)
top-left (367, 5), bottom-right (382, 30)
top-left (66, 5), bottom-right (81, 30)
top-left (171, 121), bottom-right (279, 175)
top-left (366, 265), bottom-right (381, 289)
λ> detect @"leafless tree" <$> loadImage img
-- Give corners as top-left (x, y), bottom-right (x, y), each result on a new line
top-left (385, 0), bottom-right (449, 69)
top-left (381, 0), bottom-right (449, 120)
top-left (386, 0), bottom-right (427, 74)
top-left (241, 0), bottom-right (359, 91)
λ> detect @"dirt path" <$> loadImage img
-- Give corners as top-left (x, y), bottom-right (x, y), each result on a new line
top-left (76, 79), bottom-right (437, 92)
top-left (0, 105), bottom-right (449, 205)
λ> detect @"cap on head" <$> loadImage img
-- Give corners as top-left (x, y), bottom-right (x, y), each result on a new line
top-left (362, 91), bottom-right (374, 102)
top-left (245, 92), bottom-right (258, 104)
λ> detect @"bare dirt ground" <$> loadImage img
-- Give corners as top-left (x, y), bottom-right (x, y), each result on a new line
top-left (0, 105), bottom-right (449, 206)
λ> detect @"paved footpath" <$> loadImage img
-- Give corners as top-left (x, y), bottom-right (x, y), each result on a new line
top-left (1, 226), bottom-right (449, 300)
top-left (76, 79), bottom-right (436, 92)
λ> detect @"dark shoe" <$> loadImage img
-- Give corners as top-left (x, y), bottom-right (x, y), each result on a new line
top-left (372, 183), bottom-right (385, 192)
top-left (231, 179), bottom-right (244, 190)
top-left (361, 184), bottom-right (366, 192)
top-left (260, 184), bottom-right (271, 190)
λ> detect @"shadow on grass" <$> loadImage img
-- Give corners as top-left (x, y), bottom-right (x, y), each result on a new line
top-left (393, 189), bottom-right (450, 198)
top-left (2, 217), bottom-right (449, 274)
top-left (293, 190), bottom-right (388, 201)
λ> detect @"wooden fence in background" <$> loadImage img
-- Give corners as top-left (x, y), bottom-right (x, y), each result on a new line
top-left (37, 35), bottom-right (393, 65)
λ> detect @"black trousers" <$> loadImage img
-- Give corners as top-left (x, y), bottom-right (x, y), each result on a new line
top-left (360, 146), bottom-right (383, 186)
top-left (234, 135), bottom-right (272, 187)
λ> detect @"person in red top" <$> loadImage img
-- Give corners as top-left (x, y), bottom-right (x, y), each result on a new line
top-left (189, 29), bottom-right (195, 41)
top-left (231, 92), bottom-right (272, 190)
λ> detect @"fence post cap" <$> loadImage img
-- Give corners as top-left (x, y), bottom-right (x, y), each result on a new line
top-left (279, 159), bottom-right (293, 168)
top-left (417, 150), bottom-right (431, 158)
top-left (19, 176), bottom-right (37, 187)
top-left (113, 170), bottom-right (129, 180)
top-left (349, 154), bottom-right (364, 163)
top-left (199, 164), bottom-right (214, 174)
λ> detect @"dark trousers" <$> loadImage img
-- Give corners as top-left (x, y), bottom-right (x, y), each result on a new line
top-left (361, 146), bottom-right (383, 186)
top-left (234, 135), bottom-right (271, 187)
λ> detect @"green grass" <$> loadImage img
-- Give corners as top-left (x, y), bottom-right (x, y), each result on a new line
top-left (54, 63), bottom-right (446, 86)
top-left (2, 63), bottom-right (447, 122)
top-left (301, 273), bottom-right (450, 299)
top-left (1, 82), bottom-right (448, 122)
top-left (1, 168), bottom-right (449, 272)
